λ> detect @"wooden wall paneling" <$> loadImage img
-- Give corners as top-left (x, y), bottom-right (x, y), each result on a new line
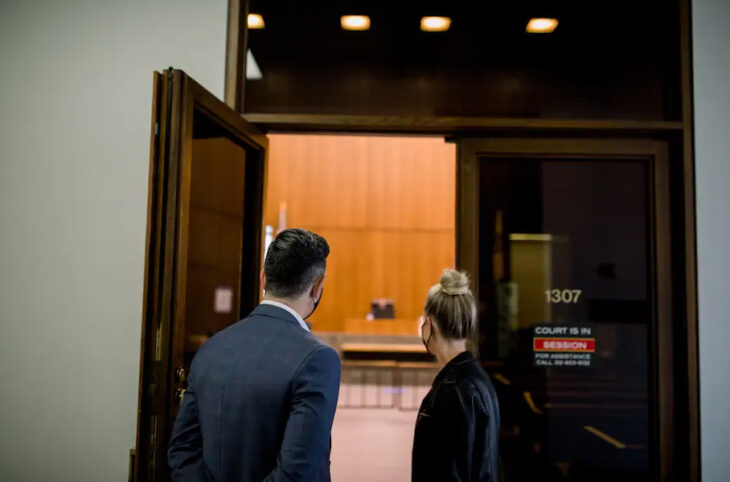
top-left (309, 229), bottom-right (375, 332)
top-left (266, 134), bottom-right (369, 229)
top-left (366, 136), bottom-right (455, 230)
top-left (417, 138), bottom-right (456, 230)
top-left (395, 231), bottom-right (456, 320)
top-left (367, 137), bottom-right (404, 229)
top-left (337, 135), bottom-right (369, 229)
top-left (264, 134), bottom-right (456, 333)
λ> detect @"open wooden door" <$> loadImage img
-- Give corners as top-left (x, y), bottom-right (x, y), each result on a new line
top-left (132, 69), bottom-right (267, 481)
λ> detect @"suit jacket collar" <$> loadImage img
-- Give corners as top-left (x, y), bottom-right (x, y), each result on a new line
top-left (252, 302), bottom-right (310, 331)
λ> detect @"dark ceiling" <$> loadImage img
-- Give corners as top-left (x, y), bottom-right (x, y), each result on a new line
top-left (244, 0), bottom-right (681, 120)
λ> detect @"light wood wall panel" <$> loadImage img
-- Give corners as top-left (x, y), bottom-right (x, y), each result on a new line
top-left (265, 134), bottom-right (456, 332)
top-left (186, 138), bottom-right (246, 341)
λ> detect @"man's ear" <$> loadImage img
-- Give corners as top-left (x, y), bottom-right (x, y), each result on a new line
top-left (260, 270), bottom-right (267, 293)
top-left (313, 275), bottom-right (325, 299)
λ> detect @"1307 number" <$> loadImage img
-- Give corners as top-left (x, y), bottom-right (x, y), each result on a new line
top-left (545, 289), bottom-right (582, 304)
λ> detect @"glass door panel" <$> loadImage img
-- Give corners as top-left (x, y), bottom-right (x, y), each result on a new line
top-left (479, 158), bottom-right (652, 481)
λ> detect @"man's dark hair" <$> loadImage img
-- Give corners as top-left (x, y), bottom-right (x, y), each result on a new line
top-left (264, 229), bottom-right (330, 298)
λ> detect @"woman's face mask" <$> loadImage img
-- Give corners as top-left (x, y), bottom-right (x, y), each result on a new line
top-left (419, 316), bottom-right (434, 354)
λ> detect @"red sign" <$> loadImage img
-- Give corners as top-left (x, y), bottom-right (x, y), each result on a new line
top-left (533, 337), bottom-right (595, 353)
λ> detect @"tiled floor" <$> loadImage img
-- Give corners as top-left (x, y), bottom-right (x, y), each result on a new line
top-left (331, 407), bottom-right (419, 482)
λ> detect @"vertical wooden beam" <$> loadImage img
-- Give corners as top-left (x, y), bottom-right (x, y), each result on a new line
top-left (224, 0), bottom-right (248, 111)
top-left (455, 139), bottom-right (480, 294)
top-left (679, 0), bottom-right (700, 480)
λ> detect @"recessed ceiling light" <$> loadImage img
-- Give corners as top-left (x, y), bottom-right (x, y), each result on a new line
top-left (341, 15), bottom-right (370, 31)
top-left (526, 18), bottom-right (558, 34)
top-left (421, 17), bottom-right (451, 32)
top-left (248, 13), bottom-right (265, 29)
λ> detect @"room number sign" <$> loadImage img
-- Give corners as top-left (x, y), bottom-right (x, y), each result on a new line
top-left (544, 289), bottom-right (582, 304)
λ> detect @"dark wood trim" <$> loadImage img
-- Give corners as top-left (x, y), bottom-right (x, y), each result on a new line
top-left (240, 144), bottom-right (266, 314)
top-left (455, 141), bottom-right (480, 295)
top-left (133, 71), bottom-right (166, 482)
top-left (679, 0), bottom-right (701, 480)
top-left (652, 141), bottom-right (675, 481)
top-left (133, 68), bottom-right (186, 482)
top-left (224, 0), bottom-right (248, 111)
top-left (455, 141), bottom-right (481, 358)
top-left (242, 113), bottom-right (684, 136)
top-left (191, 75), bottom-right (268, 150)
top-left (456, 137), bottom-right (670, 157)
top-left (153, 68), bottom-right (185, 482)
top-left (170, 72), bottom-right (194, 407)
top-left (456, 137), bottom-right (675, 481)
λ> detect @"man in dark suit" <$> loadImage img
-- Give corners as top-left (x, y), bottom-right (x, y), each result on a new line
top-left (168, 229), bottom-right (341, 481)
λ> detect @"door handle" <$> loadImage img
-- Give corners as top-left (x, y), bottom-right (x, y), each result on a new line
top-left (174, 367), bottom-right (187, 405)
top-left (175, 388), bottom-right (186, 405)
top-left (175, 366), bottom-right (186, 383)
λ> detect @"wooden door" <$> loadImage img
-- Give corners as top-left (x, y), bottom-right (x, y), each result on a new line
top-left (133, 69), bottom-right (267, 481)
top-left (457, 138), bottom-right (674, 481)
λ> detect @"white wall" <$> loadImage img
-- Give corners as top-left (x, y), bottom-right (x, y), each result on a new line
top-left (0, 1), bottom-right (227, 479)
top-left (693, 1), bottom-right (730, 481)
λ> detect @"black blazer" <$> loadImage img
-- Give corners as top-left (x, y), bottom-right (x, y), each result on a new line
top-left (412, 351), bottom-right (501, 482)
top-left (168, 303), bottom-right (341, 481)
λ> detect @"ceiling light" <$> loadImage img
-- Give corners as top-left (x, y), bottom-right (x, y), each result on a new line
top-left (341, 15), bottom-right (370, 31)
top-left (526, 18), bottom-right (558, 33)
top-left (248, 13), bottom-right (265, 29)
top-left (421, 17), bottom-right (451, 32)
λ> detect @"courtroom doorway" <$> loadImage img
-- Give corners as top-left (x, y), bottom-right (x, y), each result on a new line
top-left (133, 68), bottom-right (686, 482)
top-left (264, 133), bottom-right (455, 481)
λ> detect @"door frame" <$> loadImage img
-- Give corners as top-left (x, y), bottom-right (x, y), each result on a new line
top-left (220, 0), bottom-right (699, 480)
top-left (134, 69), bottom-right (267, 481)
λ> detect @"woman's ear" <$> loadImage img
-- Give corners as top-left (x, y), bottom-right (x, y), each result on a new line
top-left (427, 316), bottom-right (439, 338)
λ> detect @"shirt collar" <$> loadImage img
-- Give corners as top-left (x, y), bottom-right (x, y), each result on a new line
top-left (259, 300), bottom-right (310, 332)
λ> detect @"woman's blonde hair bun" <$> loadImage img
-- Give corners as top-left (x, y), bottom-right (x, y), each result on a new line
top-left (439, 269), bottom-right (471, 296)
top-left (425, 269), bottom-right (476, 340)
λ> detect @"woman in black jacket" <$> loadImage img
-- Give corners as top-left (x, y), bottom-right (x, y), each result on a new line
top-left (412, 269), bottom-right (501, 482)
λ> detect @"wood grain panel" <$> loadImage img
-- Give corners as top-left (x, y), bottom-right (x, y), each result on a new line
top-left (265, 134), bottom-right (455, 333)
top-left (343, 319), bottom-right (420, 336)
top-left (308, 229), bottom-right (374, 332)
top-left (184, 138), bottom-right (246, 344)
top-left (373, 231), bottom-right (456, 323)
top-left (266, 135), bottom-right (369, 229)
top-left (367, 136), bottom-right (455, 230)
top-left (308, 230), bottom-right (455, 332)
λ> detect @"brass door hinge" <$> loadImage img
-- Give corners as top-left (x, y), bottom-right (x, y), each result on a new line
top-left (128, 448), bottom-right (136, 482)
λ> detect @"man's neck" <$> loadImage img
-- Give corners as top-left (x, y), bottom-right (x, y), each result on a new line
top-left (262, 294), bottom-right (306, 320)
